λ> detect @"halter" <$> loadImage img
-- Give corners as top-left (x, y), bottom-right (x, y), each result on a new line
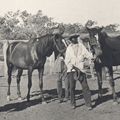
top-left (89, 36), bottom-right (102, 63)
top-left (89, 37), bottom-right (100, 48)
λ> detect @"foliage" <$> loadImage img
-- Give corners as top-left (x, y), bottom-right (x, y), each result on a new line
top-left (0, 10), bottom-right (119, 40)
top-left (103, 24), bottom-right (120, 33)
top-left (0, 10), bottom-right (58, 40)
top-left (85, 20), bottom-right (97, 27)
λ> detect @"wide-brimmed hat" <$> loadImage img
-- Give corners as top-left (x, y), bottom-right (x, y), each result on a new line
top-left (62, 27), bottom-right (80, 40)
top-left (52, 27), bottom-right (61, 34)
top-left (69, 33), bottom-right (80, 40)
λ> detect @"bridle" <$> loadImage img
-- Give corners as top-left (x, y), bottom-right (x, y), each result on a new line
top-left (53, 36), bottom-right (66, 53)
top-left (89, 35), bottom-right (102, 63)
top-left (89, 36), bottom-right (100, 48)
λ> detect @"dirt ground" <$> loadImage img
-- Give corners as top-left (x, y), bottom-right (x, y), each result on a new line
top-left (0, 62), bottom-right (120, 120)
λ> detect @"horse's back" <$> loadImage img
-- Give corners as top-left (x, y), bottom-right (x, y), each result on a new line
top-left (105, 36), bottom-right (120, 50)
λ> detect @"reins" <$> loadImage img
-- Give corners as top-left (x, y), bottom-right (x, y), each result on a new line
top-left (72, 66), bottom-right (81, 81)
top-left (89, 37), bottom-right (102, 63)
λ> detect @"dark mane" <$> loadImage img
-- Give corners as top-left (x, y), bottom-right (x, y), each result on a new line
top-left (100, 32), bottom-right (108, 37)
top-left (27, 34), bottom-right (54, 44)
top-left (98, 32), bottom-right (108, 40)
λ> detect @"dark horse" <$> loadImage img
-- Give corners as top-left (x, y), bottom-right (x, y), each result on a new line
top-left (86, 27), bottom-right (120, 105)
top-left (6, 34), bottom-right (66, 103)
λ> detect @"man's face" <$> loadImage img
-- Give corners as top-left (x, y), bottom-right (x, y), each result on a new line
top-left (71, 37), bottom-right (77, 41)
top-left (71, 37), bottom-right (78, 44)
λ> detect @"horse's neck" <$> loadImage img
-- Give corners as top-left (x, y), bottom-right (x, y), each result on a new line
top-left (44, 39), bottom-right (54, 57)
top-left (99, 32), bottom-right (108, 39)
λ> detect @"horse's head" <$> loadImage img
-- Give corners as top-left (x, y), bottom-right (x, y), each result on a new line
top-left (53, 34), bottom-right (67, 59)
top-left (86, 27), bottom-right (104, 62)
top-left (86, 27), bottom-right (103, 42)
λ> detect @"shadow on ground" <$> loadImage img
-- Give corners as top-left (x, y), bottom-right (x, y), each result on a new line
top-left (0, 87), bottom-right (115, 112)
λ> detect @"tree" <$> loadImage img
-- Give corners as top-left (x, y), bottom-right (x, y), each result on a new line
top-left (0, 10), bottom-right (59, 40)
top-left (104, 24), bottom-right (119, 33)
top-left (85, 20), bottom-right (97, 27)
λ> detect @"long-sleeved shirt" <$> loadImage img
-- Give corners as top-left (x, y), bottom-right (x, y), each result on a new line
top-left (65, 42), bottom-right (93, 73)
top-left (54, 56), bottom-right (65, 73)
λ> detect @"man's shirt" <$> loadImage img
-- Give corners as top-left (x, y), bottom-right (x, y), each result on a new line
top-left (65, 42), bottom-right (93, 73)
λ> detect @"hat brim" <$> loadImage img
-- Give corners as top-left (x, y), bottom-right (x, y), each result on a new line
top-left (62, 33), bottom-right (70, 38)
top-left (62, 33), bottom-right (80, 39)
top-left (69, 36), bottom-right (79, 44)
top-left (70, 39), bottom-right (78, 44)
top-left (69, 35), bottom-right (79, 39)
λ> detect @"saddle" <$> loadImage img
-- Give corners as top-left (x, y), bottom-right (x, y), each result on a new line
top-left (105, 36), bottom-right (120, 51)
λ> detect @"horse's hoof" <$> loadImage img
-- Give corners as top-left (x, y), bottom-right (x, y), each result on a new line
top-left (98, 95), bottom-right (102, 98)
top-left (71, 105), bottom-right (76, 110)
top-left (112, 101), bottom-right (118, 106)
top-left (42, 101), bottom-right (47, 105)
top-left (18, 97), bottom-right (22, 101)
top-left (64, 98), bottom-right (69, 102)
top-left (6, 96), bottom-right (11, 101)
top-left (87, 106), bottom-right (92, 110)
top-left (58, 99), bottom-right (63, 103)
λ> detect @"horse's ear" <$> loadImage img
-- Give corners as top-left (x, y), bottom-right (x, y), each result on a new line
top-left (98, 27), bottom-right (104, 32)
top-left (86, 27), bottom-right (90, 32)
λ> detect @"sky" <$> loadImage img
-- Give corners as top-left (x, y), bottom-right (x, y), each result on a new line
top-left (0, 0), bottom-right (120, 26)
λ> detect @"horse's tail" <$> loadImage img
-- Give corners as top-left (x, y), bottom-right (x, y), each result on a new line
top-left (3, 41), bottom-right (9, 76)
top-left (5, 41), bottom-right (17, 76)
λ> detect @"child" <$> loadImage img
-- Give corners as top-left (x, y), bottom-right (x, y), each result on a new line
top-left (54, 53), bottom-right (67, 103)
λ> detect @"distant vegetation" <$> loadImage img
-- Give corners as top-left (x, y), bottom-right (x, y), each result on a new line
top-left (0, 10), bottom-right (120, 40)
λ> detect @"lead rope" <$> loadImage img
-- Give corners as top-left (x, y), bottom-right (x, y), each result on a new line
top-left (72, 66), bottom-right (81, 81)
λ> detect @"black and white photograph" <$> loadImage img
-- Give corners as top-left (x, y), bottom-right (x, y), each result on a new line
top-left (0, 0), bottom-right (120, 120)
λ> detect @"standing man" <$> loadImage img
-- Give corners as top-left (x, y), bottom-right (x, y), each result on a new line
top-left (64, 32), bottom-right (93, 109)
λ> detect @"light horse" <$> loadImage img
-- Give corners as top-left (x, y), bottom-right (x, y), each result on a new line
top-left (6, 34), bottom-right (66, 103)
top-left (86, 27), bottom-right (120, 105)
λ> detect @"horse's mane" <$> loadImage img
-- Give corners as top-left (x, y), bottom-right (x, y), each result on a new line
top-left (114, 35), bottom-right (120, 39)
top-left (100, 32), bottom-right (108, 38)
top-left (27, 34), bottom-right (54, 44)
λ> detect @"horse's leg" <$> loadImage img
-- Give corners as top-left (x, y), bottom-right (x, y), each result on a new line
top-left (7, 64), bottom-right (13, 101)
top-left (97, 70), bottom-right (102, 98)
top-left (27, 67), bottom-right (33, 102)
top-left (95, 63), bottom-right (102, 98)
top-left (16, 69), bottom-right (23, 100)
top-left (38, 68), bottom-right (46, 104)
top-left (102, 67), bottom-right (106, 80)
top-left (107, 67), bottom-right (118, 105)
